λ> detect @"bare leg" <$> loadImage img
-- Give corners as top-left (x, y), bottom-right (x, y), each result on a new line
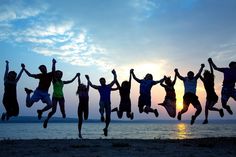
top-left (43, 102), bottom-right (57, 128)
top-left (117, 111), bottom-right (123, 119)
top-left (191, 101), bottom-right (202, 125)
top-left (222, 98), bottom-right (233, 115)
top-left (59, 99), bottom-right (66, 118)
top-left (78, 111), bottom-right (83, 138)
top-left (103, 106), bottom-right (111, 136)
top-left (177, 102), bottom-right (189, 121)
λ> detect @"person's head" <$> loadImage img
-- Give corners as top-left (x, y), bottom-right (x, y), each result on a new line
top-left (164, 77), bottom-right (172, 85)
top-left (203, 70), bottom-right (213, 80)
top-left (187, 71), bottom-right (194, 80)
top-left (144, 73), bottom-right (153, 80)
top-left (55, 70), bottom-right (63, 80)
top-left (229, 61), bottom-right (236, 69)
top-left (121, 81), bottom-right (129, 89)
top-left (38, 65), bottom-right (47, 74)
top-left (99, 77), bottom-right (106, 86)
top-left (7, 71), bottom-right (17, 81)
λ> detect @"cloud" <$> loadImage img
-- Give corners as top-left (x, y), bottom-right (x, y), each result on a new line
top-left (0, 1), bottom-right (115, 71)
top-left (210, 42), bottom-right (236, 61)
top-left (130, 0), bottom-right (159, 21)
top-left (0, 0), bottom-right (48, 22)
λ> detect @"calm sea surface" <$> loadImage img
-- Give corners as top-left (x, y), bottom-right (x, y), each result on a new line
top-left (1, 120), bottom-right (236, 140)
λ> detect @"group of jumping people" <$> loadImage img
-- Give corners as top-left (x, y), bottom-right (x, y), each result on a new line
top-left (1, 58), bottom-right (236, 138)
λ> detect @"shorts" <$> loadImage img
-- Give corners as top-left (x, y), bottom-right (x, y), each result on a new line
top-left (138, 94), bottom-right (151, 109)
top-left (183, 92), bottom-right (201, 109)
top-left (99, 101), bottom-right (111, 115)
top-left (206, 93), bottom-right (218, 103)
top-left (52, 97), bottom-right (65, 106)
top-left (119, 98), bottom-right (131, 113)
top-left (221, 87), bottom-right (236, 102)
top-left (31, 89), bottom-right (51, 105)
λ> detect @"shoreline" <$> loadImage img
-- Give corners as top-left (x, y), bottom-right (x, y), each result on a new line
top-left (1, 137), bottom-right (236, 157)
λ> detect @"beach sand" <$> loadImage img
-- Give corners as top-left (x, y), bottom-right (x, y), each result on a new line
top-left (1, 137), bottom-right (236, 157)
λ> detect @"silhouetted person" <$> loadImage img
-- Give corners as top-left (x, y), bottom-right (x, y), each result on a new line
top-left (43, 69), bottom-right (78, 128)
top-left (158, 73), bottom-right (177, 118)
top-left (77, 74), bottom-right (89, 138)
top-left (175, 64), bottom-right (204, 125)
top-left (131, 69), bottom-right (164, 117)
top-left (209, 58), bottom-right (236, 115)
top-left (111, 70), bottom-right (134, 120)
top-left (1, 61), bottom-right (24, 121)
top-left (24, 59), bottom-right (56, 120)
top-left (85, 70), bottom-right (117, 136)
top-left (200, 59), bottom-right (224, 124)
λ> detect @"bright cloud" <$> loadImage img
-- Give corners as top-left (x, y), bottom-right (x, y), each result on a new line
top-left (0, 0), bottom-right (48, 22)
top-left (0, 1), bottom-right (115, 70)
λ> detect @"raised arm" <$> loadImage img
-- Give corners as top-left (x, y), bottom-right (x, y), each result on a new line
top-left (172, 73), bottom-right (177, 86)
top-left (195, 64), bottom-right (205, 79)
top-left (4, 60), bottom-right (9, 81)
top-left (174, 68), bottom-right (184, 81)
top-left (63, 73), bottom-right (78, 84)
top-left (15, 64), bottom-right (25, 82)
top-left (129, 69), bottom-right (132, 84)
top-left (85, 75), bottom-right (99, 89)
top-left (160, 76), bottom-right (167, 88)
top-left (23, 67), bottom-right (36, 78)
top-left (208, 58), bottom-right (224, 72)
top-left (77, 73), bottom-right (81, 86)
top-left (52, 58), bottom-right (56, 73)
top-left (107, 69), bottom-right (117, 87)
top-left (130, 69), bottom-right (141, 83)
top-left (209, 59), bottom-right (214, 75)
top-left (86, 75), bottom-right (90, 91)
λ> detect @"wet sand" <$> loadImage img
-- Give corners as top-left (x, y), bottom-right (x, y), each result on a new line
top-left (1, 137), bottom-right (236, 157)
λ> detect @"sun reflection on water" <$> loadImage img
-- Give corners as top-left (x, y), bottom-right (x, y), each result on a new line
top-left (176, 123), bottom-right (188, 139)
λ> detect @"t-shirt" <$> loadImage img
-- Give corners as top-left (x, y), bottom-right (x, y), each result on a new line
top-left (183, 77), bottom-right (197, 94)
top-left (53, 81), bottom-right (64, 98)
top-left (98, 85), bottom-right (112, 103)
top-left (139, 79), bottom-right (155, 96)
top-left (221, 68), bottom-right (236, 88)
top-left (34, 72), bottom-right (53, 92)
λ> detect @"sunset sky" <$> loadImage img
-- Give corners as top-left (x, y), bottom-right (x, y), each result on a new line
top-left (0, 0), bottom-right (236, 120)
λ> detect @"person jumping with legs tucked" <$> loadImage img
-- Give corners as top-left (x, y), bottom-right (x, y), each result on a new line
top-left (85, 70), bottom-right (117, 136)
top-left (131, 69), bottom-right (164, 117)
top-left (175, 64), bottom-right (204, 125)
top-left (209, 58), bottom-right (236, 115)
top-left (158, 73), bottom-right (177, 118)
top-left (24, 59), bottom-right (56, 120)
top-left (200, 59), bottom-right (224, 124)
top-left (111, 70), bottom-right (134, 120)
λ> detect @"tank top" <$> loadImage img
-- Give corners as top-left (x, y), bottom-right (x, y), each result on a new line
top-left (53, 81), bottom-right (64, 98)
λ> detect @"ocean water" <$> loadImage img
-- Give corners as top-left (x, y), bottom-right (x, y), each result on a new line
top-left (1, 120), bottom-right (236, 140)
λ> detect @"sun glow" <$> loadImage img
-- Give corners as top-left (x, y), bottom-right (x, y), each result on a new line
top-left (177, 102), bottom-right (183, 110)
